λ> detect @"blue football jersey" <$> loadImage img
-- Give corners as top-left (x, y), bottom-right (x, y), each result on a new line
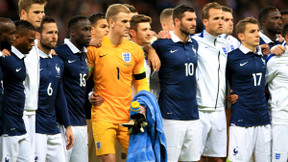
top-left (55, 43), bottom-right (88, 126)
top-left (152, 34), bottom-right (199, 120)
top-left (227, 46), bottom-right (270, 127)
top-left (36, 50), bottom-right (70, 134)
top-left (1, 47), bottom-right (26, 136)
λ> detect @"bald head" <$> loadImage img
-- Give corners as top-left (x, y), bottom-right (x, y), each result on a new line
top-left (0, 17), bottom-right (16, 50)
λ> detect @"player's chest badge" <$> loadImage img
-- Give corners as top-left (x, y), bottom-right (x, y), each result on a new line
top-left (122, 52), bottom-right (131, 63)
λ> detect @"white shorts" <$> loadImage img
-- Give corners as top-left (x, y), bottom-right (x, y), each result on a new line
top-left (272, 124), bottom-right (288, 162)
top-left (35, 133), bottom-right (65, 162)
top-left (1, 134), bottom-right (33, 162)
top-left (163, 119), bottom-right (201, 162)
top-left (199, 110), bottom-right (227, 157)
top-left (228, 125), bottom-right (271, 162)
top-left (60, 125), bottom-right (88, 162)
top-left (22, 113), bottom-right (36, 151)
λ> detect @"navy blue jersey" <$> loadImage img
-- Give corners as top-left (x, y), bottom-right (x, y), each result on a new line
top-left (36, 52), bottom-right (71, 134)
top-left (227, 46), bottom-right (270, 127)
top-left (1, 47), bottom-right (26, 136)
top-left (152, 34), bottom-right (199, 120)
top-left (55, 44), bottom-right (88, 126)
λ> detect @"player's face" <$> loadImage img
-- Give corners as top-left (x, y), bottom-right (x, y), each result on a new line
top-left (14, 30), bottom-right (36, 54)
top-left (22, 4), bottom-right (45, 28)
top-left (135, 22), bottom-right (152, 46)
top-left (282, 14), bottom-right (288, 26)
top-left (113, 12), bottom-right (131, 37)
top-left (40, 22), bottom-right (58, 50)
top-left (73, 19), bottom-right (91, 47)
top-left (223, 11), bottom-right (233, 35)
top-left (265, 10), bottom-right (282, 34)
top-left (240, 23), bottom-right (260, 50)
top-left (179, 11), bottom-right (197, 36)
top-left (204, 8), bottom-right (224, 36)
top-left (0, 22), bottom-right (16, 48)
top-left (93, 19), bottom-right (109, 39)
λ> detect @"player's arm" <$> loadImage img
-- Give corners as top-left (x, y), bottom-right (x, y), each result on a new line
top-left (86, 47), bottom-right (97, 79)
top-left (265, 57), bottom-right (277, 84)
top-left (143, 44), bottom-right (161, 71)
top-left (133, 49), bottom-right (150, 93)
top-left (55, 79), bottom-right (74, 150)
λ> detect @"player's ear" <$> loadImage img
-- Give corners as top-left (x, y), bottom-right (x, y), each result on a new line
top-left (20, 9), bottom-right (27, 19)
top-left (238, 33), bottom-right (244, 41)
top-left (202, 19), bottom-right (208, 27)
top-left (129, 29), bottom-right (136, 38)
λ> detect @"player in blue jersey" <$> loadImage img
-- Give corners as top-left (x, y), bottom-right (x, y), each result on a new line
top-left (152, 4), bottom-right (200, 161)
top-left (226, 17), bottom-right (271, 162)
top-left (55, 15), bottom-right (91, 162)
top-left (34, 16), bottom-right (74, 162)
top-left (0, 20), bottom-right (36, 162)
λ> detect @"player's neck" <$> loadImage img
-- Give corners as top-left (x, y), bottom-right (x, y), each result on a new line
top-left (262, 28), bottom-right (277, 41)
top-left (108, 32), bottom-right (123, 46)
top-left (242, 43), bottom-right (257, 53)
top-left (174, 29), bottom-right (189, 43)
top-left (38, 43), bottom-right (51, 55)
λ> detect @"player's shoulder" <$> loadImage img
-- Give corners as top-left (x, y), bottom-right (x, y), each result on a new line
top-left (227, 48), bottom-right (242, 60)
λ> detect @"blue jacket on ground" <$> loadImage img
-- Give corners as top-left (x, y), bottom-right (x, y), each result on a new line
top-left (127, 90), bottom-right (167, 162)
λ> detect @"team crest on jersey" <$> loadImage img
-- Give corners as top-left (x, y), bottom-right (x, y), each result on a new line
top-left (97, 141), bottom-right (101, 150)
top-left (122, 52), bottom-right (131, 63)
top-left (222, 47), bottom-right (228, 55)
top-left (261, 58), bottom-right (266, 66)
top-left (55, 64), bottom-right (61, 76)
top-left (192, 45), bottom-right (197, 54)
top-left (275, 153), bottom-right (281, 159)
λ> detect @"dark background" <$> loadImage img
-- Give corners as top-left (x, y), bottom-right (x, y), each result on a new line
top-left (1, 0), bottom-right (288, 42)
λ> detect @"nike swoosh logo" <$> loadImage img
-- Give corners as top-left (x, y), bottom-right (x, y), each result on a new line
top-left (40, 68), bottom-right (43, 72)
top-left (240, 62), bottom-right (248, 66)
top-left (16, 68), bottom-right (22, 72)
top-left (170, 49), bottom-right (178, 53)
top-left (68, 60), bottom-right (76, 63)
top-left (99, 54), bottom-right (108, 58)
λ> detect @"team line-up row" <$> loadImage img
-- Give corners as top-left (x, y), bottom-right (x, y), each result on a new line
top-left (0, 1), bottom-right (287, 162)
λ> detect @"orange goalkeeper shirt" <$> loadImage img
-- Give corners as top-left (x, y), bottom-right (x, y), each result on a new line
top-left (87, 36), bottom-right (149, 123)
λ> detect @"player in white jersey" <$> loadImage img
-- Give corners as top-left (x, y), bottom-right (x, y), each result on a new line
top-left (192, 2), bottom-right (228, 162)
top-left (266, 23), bottom-right (288, 162)
top-left (18, 1), bottom-right (46, 158)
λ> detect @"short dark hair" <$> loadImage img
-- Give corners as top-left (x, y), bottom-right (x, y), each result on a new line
top-left (281, 9), bottom-right (288, 16)
top-left (235, 17), bottom-right (258, 35)
top-left (130, 14), bottom-right (152, 31)
top-left (15, 20), bottom-right (36, 36)
top-left (173, 4), bottom-right (195, 21)
top-left (222, 6), bottom-right (233, 13)
top-left (38, 16), bottom-right (56, 33)
top-left (68, 15), bottom-right (88, 31)
top-left (160, 8), bottom-right (173, 23)
top-left (281, 23), bottom-right (288, 37)
top-left (258, 6), bottom-right (279, 25)
top-left (89, 13), bottom-right (105, 26)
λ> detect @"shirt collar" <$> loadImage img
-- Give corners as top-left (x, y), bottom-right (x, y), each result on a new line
top-left (64, 38), bottom-right (87, 54)
top-left (11, 46), bottom-right (25, 59)
top-left (37, 47), bottom-right (52, 58)
top-left (239, 44), bottom-right (262, 55)
top-left (202, 30), bottom-right (218, 44)
top-left (259, 31), bottom-right (273, 44)
top-left (170, 31), bottom-right (192, 43)
top-left (0, 50), bottom-right (3, 57)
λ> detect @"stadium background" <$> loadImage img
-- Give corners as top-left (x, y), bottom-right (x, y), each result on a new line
top-left (0, 0), bottom-right (288, 42)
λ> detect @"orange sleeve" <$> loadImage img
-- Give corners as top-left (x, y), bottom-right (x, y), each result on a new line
top-left (86, 46), bottom-right (97, 79)
top-left (133, 47), bottom-right (150, 93)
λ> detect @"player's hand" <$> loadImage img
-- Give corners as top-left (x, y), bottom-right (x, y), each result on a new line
top-left (260, 44), bottom-right (270, 56)
top-left (89, 92), bottom-right (104, 106)
top-left (2, 49), bottom-right (11, 56)
top-left (145, 46), bottom-right (161, 71)
top-left (277, 34), bottom-right (284, 43)
top-left (271, 45), bottom-right (286, 56)
top-left (227, 90), bottom-right (238, 104)
top-left (51, 49), bottom-right (57, 55)
top-left (89, 38), bottom-right (102, 48)
top-left (65, 126), bottom-right (74, 150)
top-left (157, 30), bottom-right (171, 39)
